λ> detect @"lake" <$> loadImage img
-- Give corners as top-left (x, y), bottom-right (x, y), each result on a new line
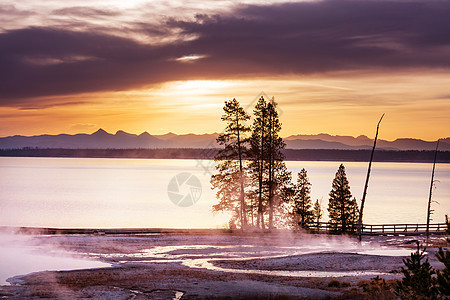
top-left (0, 157), bottom-right (448, 228)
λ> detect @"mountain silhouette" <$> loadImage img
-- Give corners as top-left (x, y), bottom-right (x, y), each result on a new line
top-left (0, 130), bottom-right (448, 151)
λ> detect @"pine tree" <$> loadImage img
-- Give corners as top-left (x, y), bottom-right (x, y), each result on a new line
top-left (395, 242), bottom-right (438, 299)
top-left (327, 163), bottom-right (359, 233)
top-left (292, 168), bottom-right (313, 228)
top-left (436, 247), bottom-right (450, 296)
top-left (265, 98), bottom-right (291, 229)
top-left (435, 215), bottom-right (450, 296)
top-left (248, 96), bottom-right (268, 229)
top-left (313, 199), bottom-right (322, 226)
top-left (248, 96), bottom-right (291, 229)
top-left (211, 98), bottom-right (250, 229)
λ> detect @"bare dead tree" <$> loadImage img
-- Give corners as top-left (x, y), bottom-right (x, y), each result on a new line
top-left (357, 114), bottom-right (384, 241)
top-left (426, 139), bottom-right (440, 243)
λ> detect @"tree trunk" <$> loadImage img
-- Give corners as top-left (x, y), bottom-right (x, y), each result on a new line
top-left (236, 113), bottom-right (247, 229)
top-left (268, 107), bottom-right (274, 230)
top-left (357, 114), bottom-right (384, 241)
top-left (426, 139), bottom-right (440, 242)
top-left (257, 109), bottom-right (265, 230)
top-left (341, 188), bottom-right (345, 233)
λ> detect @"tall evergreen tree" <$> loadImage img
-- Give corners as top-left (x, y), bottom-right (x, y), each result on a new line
top-left (265, 98), bottom-right (290, 229)
top-left (248, 96), bottom-right (268, 229)
top-left (327, 164), bottom-right (359, 233)
top-left (248, 96), bottom-right (291, 229)
top-left (292, 168), bottom-right (313, 227)
top-left (211, 98), bottom-right (250, 229)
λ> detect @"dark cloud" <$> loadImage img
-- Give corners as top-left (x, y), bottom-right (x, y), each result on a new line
top-left (1, 0), bottom-right (450, 106)
top-left (175, 0), bottom-right (450, 71)
top-left (0, 27), bottom-right (189, 103)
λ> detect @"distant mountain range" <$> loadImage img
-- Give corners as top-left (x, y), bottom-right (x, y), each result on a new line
top-left (0, 129), bottom-right (448, 151)
top-left (284, 134), bottom-right (450, 151)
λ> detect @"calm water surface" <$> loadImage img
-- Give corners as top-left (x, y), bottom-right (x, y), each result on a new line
top-left (0, 157), bottom-right (448, 228)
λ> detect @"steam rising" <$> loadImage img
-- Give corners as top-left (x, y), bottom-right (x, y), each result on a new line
top-left (1, 227), bottom-right (426, 296)
top-left (0, 231), bottom-right (109, 285)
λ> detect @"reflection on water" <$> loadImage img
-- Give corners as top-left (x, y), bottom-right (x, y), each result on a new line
top-left (0, 157), bottom-right (449, 228)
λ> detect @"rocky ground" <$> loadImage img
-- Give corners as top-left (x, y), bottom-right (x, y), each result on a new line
top-left (0, 231), bottom-right (447, 299)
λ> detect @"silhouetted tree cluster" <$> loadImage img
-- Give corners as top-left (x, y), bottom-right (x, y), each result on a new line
top-left (211, 96), bottom-right (291, 230)
top-left (247, 96), bottom-right (291, 229)
top-left (212, 98), bottom-right (364, 232)
top-left (285, 163), bottom-right (357, 232)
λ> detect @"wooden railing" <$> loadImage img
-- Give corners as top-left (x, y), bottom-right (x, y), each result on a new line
top-left (303, 222), bottom-right (447, 236)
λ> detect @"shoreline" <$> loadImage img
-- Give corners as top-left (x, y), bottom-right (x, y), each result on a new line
top-left (1, 226), bottom-right (446, 236)
top-left (1, 148), bottom-right (450, 163)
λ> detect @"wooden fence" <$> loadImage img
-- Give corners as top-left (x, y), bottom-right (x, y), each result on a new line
top-left (303, 222), bottom-right (447, 236)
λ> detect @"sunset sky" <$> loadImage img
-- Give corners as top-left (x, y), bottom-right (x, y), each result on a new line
top-left (1, 0), bottom-right (449, 140)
